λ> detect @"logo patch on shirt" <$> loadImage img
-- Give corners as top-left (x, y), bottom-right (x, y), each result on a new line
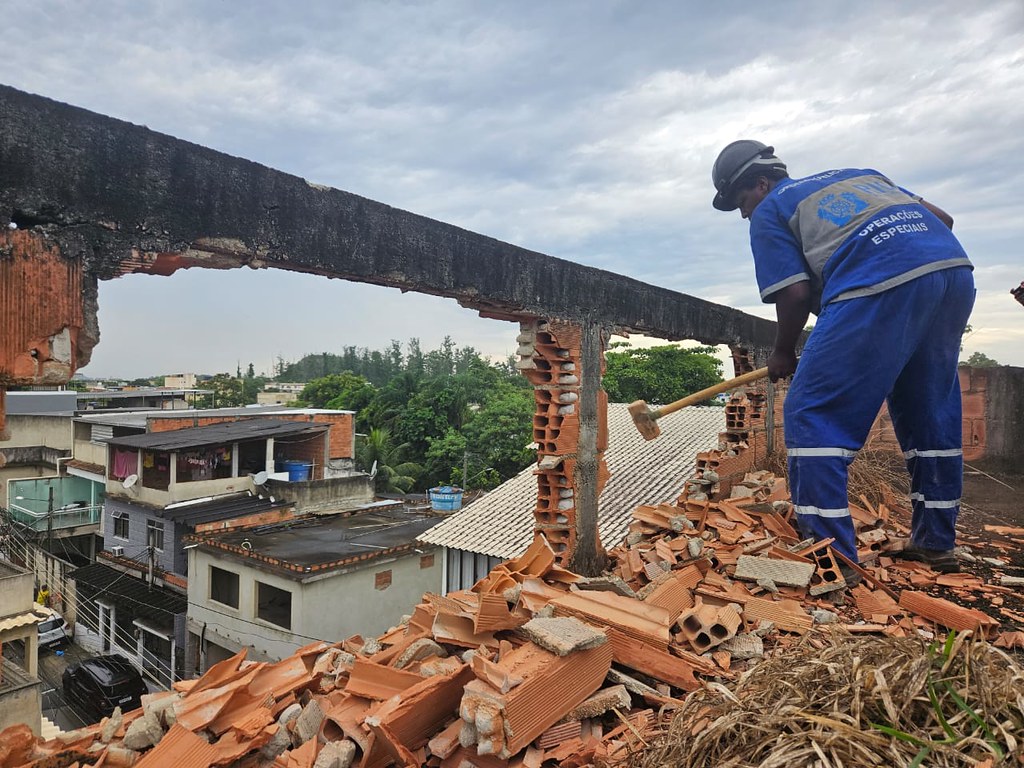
top-left (816, 192), bottom-right (869, 226)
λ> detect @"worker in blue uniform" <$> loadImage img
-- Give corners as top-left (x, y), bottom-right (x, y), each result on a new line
top-left (711, 141), bottom-right (974, 574)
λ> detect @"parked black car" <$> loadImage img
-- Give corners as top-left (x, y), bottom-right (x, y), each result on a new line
top-left (62, 655), bottom-right (148, 720)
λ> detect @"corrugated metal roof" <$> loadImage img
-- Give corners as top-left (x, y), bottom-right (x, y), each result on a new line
top-left (419, 403), bottom-right (725, 558)
top-left (104, 418), bottom-right (327, 450)
top-left (74, 406), bottom-right (355, 429)
top-left (159, 493), bottom-right (290, 525)
top-left (69, 563), bottom-right (187, 618)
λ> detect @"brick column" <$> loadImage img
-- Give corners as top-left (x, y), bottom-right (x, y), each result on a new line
top-left (516, 319), bottom-right (609, 574)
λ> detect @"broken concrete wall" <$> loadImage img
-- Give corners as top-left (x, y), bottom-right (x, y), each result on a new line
top-left (0, 84), bottom-right (778, 366)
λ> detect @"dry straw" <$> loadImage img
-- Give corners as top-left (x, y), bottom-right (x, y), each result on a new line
top-left (627, 631), bottom-right (1024, 768)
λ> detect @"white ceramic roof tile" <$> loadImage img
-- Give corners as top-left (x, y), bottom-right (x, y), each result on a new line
top-left (419, 404), bottom-right (725, 558)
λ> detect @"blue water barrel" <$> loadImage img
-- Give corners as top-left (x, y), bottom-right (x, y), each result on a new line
top-left (428, 486), bottom-right (464, 511)
top-left (282, 460), bottom-right (311, 482)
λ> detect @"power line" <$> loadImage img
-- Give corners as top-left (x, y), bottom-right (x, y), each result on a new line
top-left (3, 514), bottom-right (351, 676)
top-left (0, 526), bottom-right (180, 682)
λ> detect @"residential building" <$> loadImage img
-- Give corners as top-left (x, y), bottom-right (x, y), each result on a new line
top-left (257, 391), bottom-right (299, 406)
top-left (1, 394), bottom-right (101, 593)
top-left (69, 410), bottom-right (372, 684)
top-left (419, 403), bottom-right (727, 592)
top-left (185, 503), bottom-right (443, 669)
top-left (163, 373), bottom-right (197, 389)
top-left (0, 561), bottom-right (43, 736)
top-left (264, 382), bottom-right (307, 394)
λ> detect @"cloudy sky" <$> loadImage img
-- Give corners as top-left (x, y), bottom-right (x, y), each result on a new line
top-left (3, 1), bottom-right (1022, 378)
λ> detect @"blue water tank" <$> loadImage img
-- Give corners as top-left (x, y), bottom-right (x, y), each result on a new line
top-left (428, 486), bottom-right (464, 512)
top-left (282, 460), bottom-right (311, 482)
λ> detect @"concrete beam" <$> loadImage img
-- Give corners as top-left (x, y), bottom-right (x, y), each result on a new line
top-left (0, 84), bottom-right (778, 374)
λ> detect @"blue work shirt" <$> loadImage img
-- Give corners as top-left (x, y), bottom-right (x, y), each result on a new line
top-left (750, 168), bottom-right (972, 311)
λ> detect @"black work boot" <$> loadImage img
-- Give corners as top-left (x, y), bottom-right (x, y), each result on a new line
top-left (899, 546), bottom-right (960, 573)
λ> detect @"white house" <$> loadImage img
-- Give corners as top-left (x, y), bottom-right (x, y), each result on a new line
top-left (185, 503), bottom-right (444, 671)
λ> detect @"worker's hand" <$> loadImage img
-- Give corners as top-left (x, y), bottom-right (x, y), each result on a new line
top-left (767, 348), bottom-right (798, 381)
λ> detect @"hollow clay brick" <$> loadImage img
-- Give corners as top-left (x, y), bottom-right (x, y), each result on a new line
top-left (898, 591), bottom-right (999, 637)
top-left (735, 555), bottom-right (815, 588)
top-left (458, 640), bottom-right (612, 759)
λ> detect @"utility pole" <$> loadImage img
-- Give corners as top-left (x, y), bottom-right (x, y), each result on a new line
top-left (147, 544), bottom-right (155, 589)
top-left (46, 486), bottom-right (54, 554)
top-left (462, 451), bottom-right (469, 488)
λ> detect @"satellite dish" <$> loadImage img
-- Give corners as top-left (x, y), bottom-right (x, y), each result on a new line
top-left (252, 471), bottom-right (269, 485)
top-left (123, 474), bottom-right (139, 489)
top-left (369, 460), bottom-right (378, 479)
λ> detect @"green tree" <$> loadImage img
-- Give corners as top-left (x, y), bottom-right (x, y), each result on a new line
top-left (462, 384), bottom-right (535, 486)
top-left (299, 373), bottom-right (374, 409)
top-left (961, 350), bottom-right (1000, 368)
top-left (602, 343), bottom-right (723, 404)
top-left (424, 428), bottom-right (468, 487)
top-left (197, 373), bottom-right (248, 407)
top-left (356, 427), bottom-right (422, 494)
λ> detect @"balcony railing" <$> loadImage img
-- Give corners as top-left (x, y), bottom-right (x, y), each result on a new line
top-left (7, 503), bottom-right (103, 532)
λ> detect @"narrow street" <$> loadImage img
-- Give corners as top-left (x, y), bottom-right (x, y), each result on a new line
top-left (5, 633), bottom-right (166, 733)
top-left (36, 641), bottom-right (100, 733)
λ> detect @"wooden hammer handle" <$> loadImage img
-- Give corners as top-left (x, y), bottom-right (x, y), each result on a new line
top-left (653, 366), bottom-right (770, 420)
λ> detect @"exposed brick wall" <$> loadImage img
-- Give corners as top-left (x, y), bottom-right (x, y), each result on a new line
top-left (310, 413), bottom-right (354, 459)
top-left (517, 319), bottom-right (609, 564)
top-left (0, 230), bottom-right (85, 387)
top-left (148, 412), bottom-right (354, 459)
top-left (681, 348), bottom-right (769, 502)
top-left (274, 434), bottom-right (327, 481)
top-left (959, 367), bottom-right (988, 463)
top-left (862, 368), bottom-right (999, 464)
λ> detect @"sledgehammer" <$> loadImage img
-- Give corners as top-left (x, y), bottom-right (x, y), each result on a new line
top-left (627, 366), bottom-right (769, 441)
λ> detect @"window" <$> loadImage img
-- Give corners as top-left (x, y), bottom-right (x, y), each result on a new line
top-left (256, 582), bottom-right (291, 629)
top-left (210, 567), bottom-right (239, 609)
top-left (419, 554), bottom-right (435, 569)
top-left (146, 520), bottom-right (165, 551)
top-left (375, 570), bottom-right (392, 591)
top-left (113, 513), bottom-right (129, 540)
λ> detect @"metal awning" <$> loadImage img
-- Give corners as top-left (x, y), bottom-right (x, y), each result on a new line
top-left (68, 563), bottom-right (187, 618)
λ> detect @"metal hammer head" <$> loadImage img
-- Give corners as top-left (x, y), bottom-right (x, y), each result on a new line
top-left (627, 400), bottom-right (661, 441)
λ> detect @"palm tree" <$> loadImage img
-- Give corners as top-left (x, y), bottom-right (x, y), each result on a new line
top-left (356, 427), bottom-right (422, 494)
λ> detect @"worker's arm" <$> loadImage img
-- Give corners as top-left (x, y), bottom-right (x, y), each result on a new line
top-left (920, 199), bottom-right (954, 230)
top-left (768, 281), bottom-right (811, 381)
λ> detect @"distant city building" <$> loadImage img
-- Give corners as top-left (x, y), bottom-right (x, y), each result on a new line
top-left (257, 391), bottom-right (300, 406)
top-left (264, 382), bottom-right (306, 394)
top-left (163, 373), bottom-right (197, 389)
top-left (68, 408), bottom-right (367, 683)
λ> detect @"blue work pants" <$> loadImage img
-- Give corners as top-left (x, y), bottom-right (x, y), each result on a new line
top-left (785, 267), bottom-right (975, 562)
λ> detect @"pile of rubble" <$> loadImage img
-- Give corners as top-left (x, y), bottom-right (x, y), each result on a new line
top-left (2, 465), bottom-right (1022, 767)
